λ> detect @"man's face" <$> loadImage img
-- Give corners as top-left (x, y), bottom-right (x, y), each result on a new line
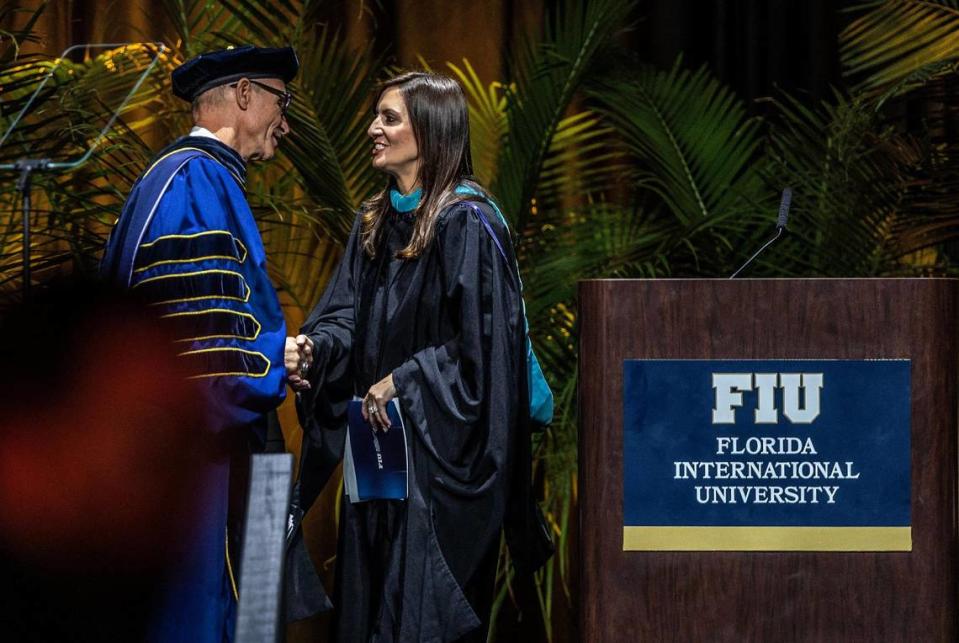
top-left (238, 77), bottom-right (291, 161)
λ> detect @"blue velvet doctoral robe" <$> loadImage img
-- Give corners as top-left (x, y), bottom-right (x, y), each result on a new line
top-left (101, 135), bottom-right (287, 642)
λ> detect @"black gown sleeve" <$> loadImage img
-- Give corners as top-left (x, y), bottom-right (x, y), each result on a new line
top-left (284, 217), bottom-right (364, 623)
top-left (300, 216), bottom-right (361, 406)
top-left (292, 217), bottom-right (362, 509)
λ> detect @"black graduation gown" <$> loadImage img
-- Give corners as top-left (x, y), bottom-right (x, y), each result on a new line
top-left (298, 199), bottom-right (527, 642)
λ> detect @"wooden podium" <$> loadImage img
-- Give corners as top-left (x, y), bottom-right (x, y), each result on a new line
top-left (578, 279), bottom-right (959, 641)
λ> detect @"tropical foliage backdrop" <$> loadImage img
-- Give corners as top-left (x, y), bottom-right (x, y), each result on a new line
top-left (3, 0), bottom-right (959, 640)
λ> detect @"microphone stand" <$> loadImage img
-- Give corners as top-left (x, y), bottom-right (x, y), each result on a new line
top-left (0, 42), bottom-right (166, 300)
top-left (729, 226), bottom-right (785, 279)
top-left (729, 187), bottom-right (793, 279)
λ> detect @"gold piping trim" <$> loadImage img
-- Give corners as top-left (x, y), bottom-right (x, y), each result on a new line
top-left (135, 255), bottom-right (241, 273)
top-left (161, 307), bottom-right (261, 342)
top-left (178, 346), bottom-right (270, 379)
top-left (140, 230), bottom-right (230, 248)
top-left (150, 283), bottom-right (251, 306)
top-left (225, 529), bottom-right (239, 601)
top-left (133, 268), bottom-right (251, 305)
top-left (235, 238), bottom-right (248, 263)
top-left (134, 230), bottom-right (249, 273)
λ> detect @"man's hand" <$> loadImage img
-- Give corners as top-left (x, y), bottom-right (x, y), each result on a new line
top-left (285, 334), bottom-right (314, 392)
top-left (362, 374), bottom-right (396, 431)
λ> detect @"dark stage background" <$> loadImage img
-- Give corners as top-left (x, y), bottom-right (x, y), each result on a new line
top-left (10, 1), bottom-right (843, 109)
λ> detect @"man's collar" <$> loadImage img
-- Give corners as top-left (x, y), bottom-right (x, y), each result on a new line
top-left (155, 131), bottom-right (248, 187)
top-left (189, 125), bottom-right (223, 142)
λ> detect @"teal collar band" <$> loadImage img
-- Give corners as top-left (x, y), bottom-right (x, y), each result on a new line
top-left (390, 187), bottom-right (422, 213)
top-left (388, 184), bottom-right (506, 224)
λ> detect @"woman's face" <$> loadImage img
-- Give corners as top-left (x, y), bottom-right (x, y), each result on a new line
top-left (368, 87), bottom-right (420, 187)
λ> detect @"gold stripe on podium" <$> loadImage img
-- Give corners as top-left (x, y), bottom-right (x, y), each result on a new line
top-left (622, 526), bottom-right (911, 551)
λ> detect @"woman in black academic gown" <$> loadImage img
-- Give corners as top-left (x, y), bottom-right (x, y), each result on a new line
top-left (286, 72), bottom-right (543, 642)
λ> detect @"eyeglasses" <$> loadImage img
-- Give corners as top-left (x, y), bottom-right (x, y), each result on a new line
top-left (231, 79), bottom-right (293, 117)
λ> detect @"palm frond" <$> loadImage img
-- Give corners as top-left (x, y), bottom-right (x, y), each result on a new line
top-left (0, 1), bottom-right (45, 64)
top-left (883, 77), bottom-right (959, 255)
top-left (494, 0), bottom-right (636, 231)
top-left (213, 0), bottom-right (301, 46)
top-left (160, 0), bottom-right (243, 55)
top-left (841, 0), bottom-right (959, 96)
top-left (0, 43), bottom-right (168, 298)
top-left (587, 58), bottom-right (768, 273)
top-left (446, 58), bottom-right (508, 186)
top-left (1, 45), bottom-right (168, 162)
top-left (762, 90), bottom-right (915, 276)
top-left (452, 57), bottom-right (624, 213)
top-left (281, 23), bottom-right (383, 237)
top-left (535, 110), bottom-right (625, 211)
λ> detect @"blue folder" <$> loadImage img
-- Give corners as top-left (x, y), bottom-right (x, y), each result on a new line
top-left (344, 399), bottom-right (408, 502)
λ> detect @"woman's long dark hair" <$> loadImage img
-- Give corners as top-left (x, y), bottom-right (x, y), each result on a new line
top-left (360, 71), bottom-right (492, 259)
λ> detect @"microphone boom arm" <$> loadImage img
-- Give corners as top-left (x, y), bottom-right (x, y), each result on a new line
top-left (729, 226), bottom-right (785, 279)
top-left (729, 187), bottom-right (792, 279)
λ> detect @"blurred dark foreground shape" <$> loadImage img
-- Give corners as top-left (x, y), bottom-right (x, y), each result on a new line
top-left (0, 278), bottom-right (216, 642)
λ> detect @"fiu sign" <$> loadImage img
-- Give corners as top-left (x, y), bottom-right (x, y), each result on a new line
top-left (711, 372), bottom-right (823, 424)
top-left (622, 360), bottom-right (911, 552)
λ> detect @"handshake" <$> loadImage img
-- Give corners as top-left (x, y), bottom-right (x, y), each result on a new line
top-left (285, 334), bottom-right (314, 392)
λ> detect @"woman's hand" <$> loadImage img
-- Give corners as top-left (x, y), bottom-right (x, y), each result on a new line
top-left (363, 374), bottom-right (396, 431)
top-left (285, 335), bottom-right (314, 392)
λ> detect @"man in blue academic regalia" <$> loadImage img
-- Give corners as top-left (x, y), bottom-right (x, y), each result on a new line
top-left (100, 45), bottom-right (300, 642)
